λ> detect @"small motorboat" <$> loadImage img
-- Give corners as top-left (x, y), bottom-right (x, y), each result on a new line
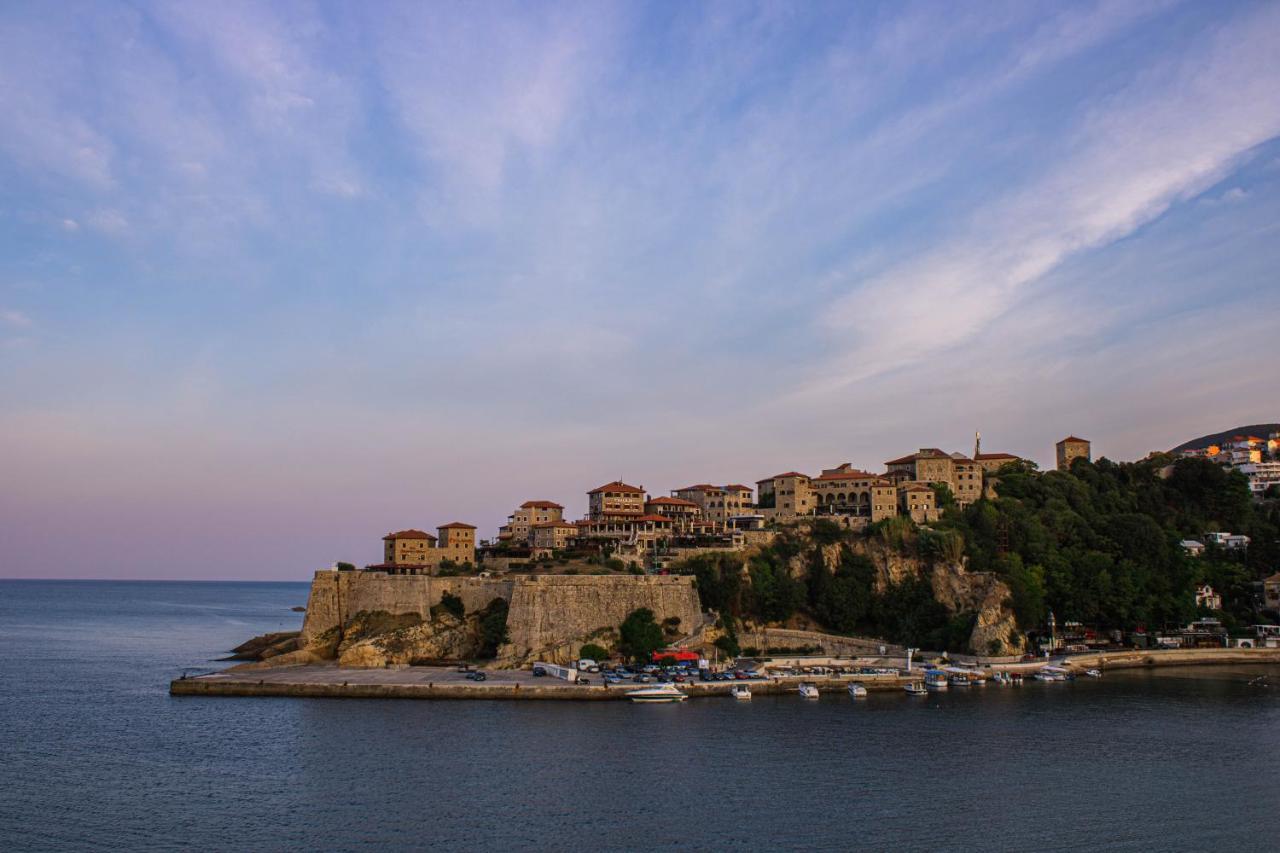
top-left (1032, 671), bottom-right (1057, 682)
top-left (627, 684), bottom-right (688, 703)
top-left (948, 673), bottom-right (971, 687)
top-left (969, 672), bottom-right (987, 685)
top-left (799, 683), bottom-right (820, 699)
top-left (904, 682), bottom-right (928, 696)
top-left (924, 671), bottom-right (948, 691)
top-left (1084, 669), bottom-right (1102, 678)
top-left (991, 671), bottom-right (1010, 684)
top-left (730, 684), bottom-right (752, 701)
top-left (847, 682), bottom-right (868, 698)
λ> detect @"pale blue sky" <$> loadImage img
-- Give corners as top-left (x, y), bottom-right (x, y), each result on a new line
top-left (3, 1), bottom-right (1279, 579)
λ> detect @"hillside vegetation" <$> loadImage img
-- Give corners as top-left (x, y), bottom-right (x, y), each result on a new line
top-left (676, 456), bottom-right (1279, 653)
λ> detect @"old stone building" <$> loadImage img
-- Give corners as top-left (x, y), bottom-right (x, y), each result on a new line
top-left (897, 484), bottom-right (938, 522)
top-left (499, 500), bottom-right (565, 544)
top-left (437, 522), bottom-right (477, 565)
top-left (1056, 436), bottom-right (1091, 471)
top-left (587, 481), bottom-right (645, 520)
top-left (884, 449), bottom-right (983, 506)
top-left (644, 496), bottom-right (703, 531)
top-left (755, 471), bottom-right (813, 519)
top-left (372, 523), bottom-right (476, 574)
top-left (809, 464), bottom-right (899, 521)
top-left (530, 520), bottom-right (577, 551)
top-left (670, 483), bottom-right (754, 529)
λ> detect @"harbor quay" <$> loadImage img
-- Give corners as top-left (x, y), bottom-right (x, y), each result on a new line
top-left (171, 646), bottom-right (1280, 702)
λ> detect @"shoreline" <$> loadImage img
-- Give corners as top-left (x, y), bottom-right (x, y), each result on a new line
top-left (170, 647), bottom-right (1280, 701)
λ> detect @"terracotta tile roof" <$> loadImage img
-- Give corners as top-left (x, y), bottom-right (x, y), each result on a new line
top-left (532, 521), bottom-right (577, 529)
top-left (647, 496), bottom-right (699, 507)
top-left (383, 529), bottom-right (436, 540)
top-left (723, 484), bottom-right (753, 492)
top-left (1059, 436), bottom-right (1089, 444)
top-left (437, 522), bottom-right (477, 529)
top-left (757, 471), bottom-right (809, 482)
top-left (975, 452), bottom-right (1019, 460)
top-left (902, 485), bottom-right (933, 493)
top-left (588, 480), bottom-right (644, 494)
top-left (675, 484), bottom-right (722, 493)
top-left (634, 514), bottom-right (675, 523)
top-left (520, 500), bottom-right (564, 509)
top-left (813, 469), bottom-right (877, 481)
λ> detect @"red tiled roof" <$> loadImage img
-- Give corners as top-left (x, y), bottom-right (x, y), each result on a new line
top-left (1059, 436), bottom-right (1089, 444)
top-left (975, 452), bottom-right (1019, 460)
top-left (532, 521), bottom-right (577, 529)
top-left (647, 496), bottom-right (699, 507)
top-left (588, 481), bottom-right (644, 494)
top-left (675, 484), bottom-right (721, 493)
top-left (634, 514), bottom-right (674, 523)
top-left (437, 522), bottom-right (476, 529)
top-left (723, 484), bottom-right (753, 492)
top-left (520, 500), bottom-right (564, 509)
top-left (902, 485), bottom-right (933, 493)
top-left (813, 469), bottom-right (877, 481)
top-left (383, 529), bottom-right (436, 540)
top-left (757, 471), bottom-right (809, 482)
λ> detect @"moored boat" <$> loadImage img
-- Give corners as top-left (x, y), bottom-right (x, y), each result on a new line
top-left (627, 684), bottom-right (688, 703)
top-left (1084, 669), bottom-right (1102, 678)
top-left (904, 682), bottom-right (928, 695)
top-left (948, 673), bottom-right (971, 687)
top-left (731, 684), bottom-right (752, 701)
top-left (848, 682), bottom-right (868, 698)
top-left (924, 671), bottom-right (948, 691)
top-left (799, 683), bottom-right (820, 699)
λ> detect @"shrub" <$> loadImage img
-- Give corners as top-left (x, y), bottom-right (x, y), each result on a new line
top-left (618, 608), bottom-right (664, 663)
top-left (579, 643), bottom-right (609, 662)
top-left (477, 598), bottom-right (510, 658)
top-left (439, 592), bottom-right (465, 619)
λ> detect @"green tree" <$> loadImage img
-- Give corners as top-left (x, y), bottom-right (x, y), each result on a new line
top-left (578, 642), bottom-right (609, 662)
top-left (439, 592), bottom-right (465, 619)
top-left (477, 598), bottom-right (510, 658)
top-left (618, 608), bottom-right (665, 663)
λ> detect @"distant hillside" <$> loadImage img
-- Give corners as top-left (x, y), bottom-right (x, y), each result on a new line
top-left (1171, 424), bottom-right (1279, 453)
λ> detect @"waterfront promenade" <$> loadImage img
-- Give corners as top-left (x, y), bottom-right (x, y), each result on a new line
top-left (170, 647), bottom-right (1280, 701)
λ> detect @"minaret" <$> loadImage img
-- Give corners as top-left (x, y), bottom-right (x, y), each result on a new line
top-left (974, 431), bottom-right (981, 460)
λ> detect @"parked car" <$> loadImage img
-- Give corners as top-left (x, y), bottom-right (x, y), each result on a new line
top-left (633, 674), bottom-right (653, 683)
top-left (532, 666), bottom-right (547, 677)
top-left (466, 671), bottom-right (487, 681)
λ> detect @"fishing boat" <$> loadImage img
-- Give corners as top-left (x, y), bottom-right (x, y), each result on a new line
top-left (847, 682), bottom-right (868, 698)
top-left (730, 684), bottom-right (752, 701)
top-left (627, 684), bottom-right (688, 703)
top-left (924, 671), bottom-right (948, 691)
top-left (904, 682), bottom-right (928, 696)
top-left (948, 673), bottom-right (971, 687)
top-left (799, 683), bottom-right (820, 699)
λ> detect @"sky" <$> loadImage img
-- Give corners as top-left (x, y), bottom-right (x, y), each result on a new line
top-left (2, 0), bottom-right (1279, 580)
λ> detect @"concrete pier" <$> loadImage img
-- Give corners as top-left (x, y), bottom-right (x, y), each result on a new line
top-left (170, 647), bottom-right (1280, 702)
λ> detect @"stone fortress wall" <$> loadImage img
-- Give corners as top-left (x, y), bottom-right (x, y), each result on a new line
top-left (301, 570), bottom-right (702, 663)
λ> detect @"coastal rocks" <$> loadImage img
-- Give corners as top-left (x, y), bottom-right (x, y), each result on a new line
top-left (337, 614), bottom-right (478, 667)
top-left (227, 631), bottom-right (301, 661)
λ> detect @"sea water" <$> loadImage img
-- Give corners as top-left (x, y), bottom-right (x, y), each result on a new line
top-left (2, 579), bottom-right (1279, 851)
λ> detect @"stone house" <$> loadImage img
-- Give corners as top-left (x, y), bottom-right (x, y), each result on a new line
top-left (530, 520), bottom-right (578, 551)
top-left (883, 449), bottom-right (982, 506)
top-left (588, 481), bottom-right (645, 520)
top-left (499, 500), bottom-right (565, 544)
top-left (755, 472), bottom-right (814, 520)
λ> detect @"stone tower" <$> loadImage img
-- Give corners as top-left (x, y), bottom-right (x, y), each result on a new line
top-left (1056, 436), bottom-right (1091, 471)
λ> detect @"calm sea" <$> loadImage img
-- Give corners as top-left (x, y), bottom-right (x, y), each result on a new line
top-left (2, 579), bottom-right (1279, 851)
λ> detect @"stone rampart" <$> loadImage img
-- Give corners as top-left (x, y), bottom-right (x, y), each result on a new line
top-left (300, 571), bottom-right (702, 665)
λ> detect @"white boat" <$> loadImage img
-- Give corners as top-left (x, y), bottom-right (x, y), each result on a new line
top-left (969, 672), bottom-right (987, 685)
top-left (904, 682), bottom-right (928, 695)
top-left (627, 684), bottom-right (688, 703)
top-left (1032, 671), bottom-right (1057, 682)
top-left (847, 682), bottom-right (868, 698)
top-left (1084, 669), bottom-right (1102, 678)
top-left (799, 683), bottom-right (820, 699)
top-left (730, 684), bottom-right (752, 701)
top-left (924, 671), bottom-right (948, 691)
top-left (948, 673), bottom-right (970, 687)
